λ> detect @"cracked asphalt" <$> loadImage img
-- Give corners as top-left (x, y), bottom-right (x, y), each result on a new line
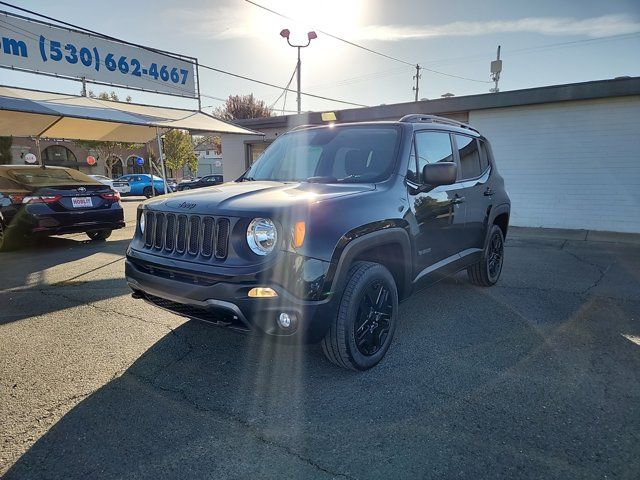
top-left (1, 199), bottom-right (639, 479)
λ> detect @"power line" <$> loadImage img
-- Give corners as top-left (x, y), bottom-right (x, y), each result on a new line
top-left (420, 32), bottom-right (640, 68)
top-left (0, 1), bottom-right (368, 108)
top-left (244, 0), bottom-right (415, 67)
top-left (244, 0), bottom-right (490, 84)
top-left (270, 62), bottom-right (298, 110)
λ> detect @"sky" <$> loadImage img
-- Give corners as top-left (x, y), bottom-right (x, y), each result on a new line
top-left (2, 0), bottom-right (639, 115)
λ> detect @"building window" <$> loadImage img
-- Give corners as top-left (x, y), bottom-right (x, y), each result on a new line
top-left (41, 145), bottom-right (78, 168)
top-left (246, 142), bottom-right (272, 169)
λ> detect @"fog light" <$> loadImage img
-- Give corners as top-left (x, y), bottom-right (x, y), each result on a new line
top-left (248, 287), bottom-right (278, 298)
top-left (278, 312), bottom-right (293, 329)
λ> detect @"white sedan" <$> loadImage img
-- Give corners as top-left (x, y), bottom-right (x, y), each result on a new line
top-left (89, 175), bottom-right (130, 194)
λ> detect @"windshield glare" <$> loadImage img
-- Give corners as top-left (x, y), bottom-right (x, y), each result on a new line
top-left (244, 125), bottom-right (400, 183)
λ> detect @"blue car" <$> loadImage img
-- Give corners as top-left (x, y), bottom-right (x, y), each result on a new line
top-left (113, 174), bottom-right (172, 198)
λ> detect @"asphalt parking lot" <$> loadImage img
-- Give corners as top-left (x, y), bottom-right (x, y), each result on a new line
top-left (1, 199), bottom-right (639, 479)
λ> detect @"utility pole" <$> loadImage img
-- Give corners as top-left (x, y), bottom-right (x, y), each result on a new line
top-left (81, 77), bottom-right (87, 97)
top-left (296, 46), bottom-right (301, 114)
top-left (490, 46), bottom-right (502, 93)
top-left (413, 64), bottom-right (421, 102)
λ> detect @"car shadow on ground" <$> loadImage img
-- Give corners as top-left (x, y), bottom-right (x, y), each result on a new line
top-left (4, 274), bottom-right (640, 479)
top-left (0, 236), bottom-right (132, 325)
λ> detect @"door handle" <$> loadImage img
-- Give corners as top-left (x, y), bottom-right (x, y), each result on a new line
top-left (452, 195), bottom-right (466, 205)
top-left (484, 188), bottom-right (494, 197)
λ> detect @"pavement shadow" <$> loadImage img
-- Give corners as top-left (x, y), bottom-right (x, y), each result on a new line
top-left (0, 237), bottom-right (132, 325)
top-left (5, 275), bottom-right (639, 479)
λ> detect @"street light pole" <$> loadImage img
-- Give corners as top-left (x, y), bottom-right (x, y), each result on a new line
top-left (280, 29), bottom-right (317, 114)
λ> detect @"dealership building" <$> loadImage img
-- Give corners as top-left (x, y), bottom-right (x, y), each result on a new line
top-left (220, 77), bottom-right (640, 234)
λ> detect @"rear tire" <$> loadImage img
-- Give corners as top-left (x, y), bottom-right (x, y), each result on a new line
top-left (321, 261), bottom-right (398, 371)
top-left (467, 224), bottom-right (505, 287)
top-left (87, 229), bottom-right (112, 241)
top-left (143, 186), bottom-right (153, 198)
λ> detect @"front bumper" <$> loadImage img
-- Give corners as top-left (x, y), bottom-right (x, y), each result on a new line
top-left (125, 254), bottom-right (337, 343)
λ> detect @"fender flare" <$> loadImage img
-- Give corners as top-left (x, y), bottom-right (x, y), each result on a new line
top-left (483, 202), bottom-right (510, 248)
top-left (325, 225), bottom-right (412, 299)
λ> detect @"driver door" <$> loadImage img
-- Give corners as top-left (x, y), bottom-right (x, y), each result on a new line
top-left (408, 130), bottom-right (466, 282)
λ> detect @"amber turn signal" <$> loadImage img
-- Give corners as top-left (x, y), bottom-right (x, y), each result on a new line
top-left (248, 287), bottom-right (278, 298)
top-left (293, 221), bottom-right (306, 248)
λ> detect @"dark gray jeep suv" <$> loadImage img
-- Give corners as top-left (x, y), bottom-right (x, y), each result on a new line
top-left (125, 115), bottom-right (510, 370)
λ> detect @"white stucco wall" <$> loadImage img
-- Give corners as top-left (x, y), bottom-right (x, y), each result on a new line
top-left (219, 133), bottom-right (263, 181)
top-left (470, 96), bottom-right (640, 233)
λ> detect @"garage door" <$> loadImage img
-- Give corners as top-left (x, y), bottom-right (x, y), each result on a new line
top-left (469, 96), bottom-right (640, 233)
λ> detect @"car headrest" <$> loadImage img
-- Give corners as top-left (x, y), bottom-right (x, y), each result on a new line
top-left (345, 150), bottom-right (369, 176)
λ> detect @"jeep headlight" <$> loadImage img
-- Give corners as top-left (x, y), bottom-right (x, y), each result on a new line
top-left (247, 218), bottom-right (277, 256)
top-left (139, 211), bottom-right (146, 234)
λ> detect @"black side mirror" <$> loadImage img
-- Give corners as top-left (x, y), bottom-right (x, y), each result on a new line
top-left (422, 162), bottom-right (457, 187)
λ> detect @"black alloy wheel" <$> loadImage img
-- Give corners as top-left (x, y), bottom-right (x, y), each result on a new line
top-left (321, 261), bottom-right (398, 371)
top-left (467, 224), bottom-right (505, 287)
top-left (354, 281), bottom-right (393, 356)
top-left (487, 229), bottom-right (504, 281)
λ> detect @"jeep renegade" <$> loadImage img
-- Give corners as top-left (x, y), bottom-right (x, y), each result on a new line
top-left (125, 115), bottom-right (510, 370)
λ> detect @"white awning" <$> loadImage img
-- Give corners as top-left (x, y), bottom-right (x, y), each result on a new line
top-left (0, 85), bottom-right (262, 143)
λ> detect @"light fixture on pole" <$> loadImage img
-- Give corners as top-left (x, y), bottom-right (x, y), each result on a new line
top-left (280, 29), bottom-right (317, 114)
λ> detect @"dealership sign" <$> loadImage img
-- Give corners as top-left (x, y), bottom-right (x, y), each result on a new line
top-left (0, 11), bottom-right (197, 98)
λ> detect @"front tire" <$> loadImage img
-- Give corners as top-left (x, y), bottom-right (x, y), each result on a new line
top-left (143, 186), bottom-right (153, 198)
top-left (321, 261), bottom-right (398, 371)
top-left (87, 229), bottom-right (112, 241)
top-left (467, 224), bottom-right (505, 287)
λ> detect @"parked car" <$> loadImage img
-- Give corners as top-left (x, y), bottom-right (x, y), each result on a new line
top-left (89, 174), bottom-right (114, 188)
top-left (0, 165), bottom-right (125, 250)
top-left (114, 174), bottom-right (169, 198)
top-left (125, 115), bottom-right (510, 370)
top-left (176, 174), bottom-right (224, 191)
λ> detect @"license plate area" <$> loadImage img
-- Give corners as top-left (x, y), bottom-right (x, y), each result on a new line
top-left (72, 197), bottom-right (93, 208)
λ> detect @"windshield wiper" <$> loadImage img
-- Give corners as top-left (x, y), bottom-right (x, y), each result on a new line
top-left (306, 176), bottom-right (338, 183)
top-left (242, 176), bottom-right (255, 182)
top-left (335, 174), bottom-right (364, 183)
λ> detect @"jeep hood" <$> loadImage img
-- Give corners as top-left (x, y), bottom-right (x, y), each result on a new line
top-left (145, 181), bottom-right (375, 215)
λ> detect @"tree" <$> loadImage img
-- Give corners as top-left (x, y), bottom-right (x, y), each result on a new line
top-left (0, 136), bottom-right (12, 165)
top-left (163, 130), bottom-right (198, 175)
top-left (74, 91), bottom-right (138, 177)
top-left (214, 94), bottom-right (272, 120)
top-left (87, 90), bottom-right (132, 103)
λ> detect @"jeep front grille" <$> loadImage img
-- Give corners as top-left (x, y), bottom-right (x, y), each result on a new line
top-left (143, 211), bottom-right (230, 260)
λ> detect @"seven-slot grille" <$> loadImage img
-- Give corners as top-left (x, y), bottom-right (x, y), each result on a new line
top-left (144, 211), bottom-right (230, 259)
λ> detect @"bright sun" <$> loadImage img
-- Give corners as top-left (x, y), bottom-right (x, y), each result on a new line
top-left (248, 0), bottom-right (363, 42)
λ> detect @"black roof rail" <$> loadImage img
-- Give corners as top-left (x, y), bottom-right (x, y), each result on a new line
top-left (399, 114), bottom-right (480, 134)
top-left (289, 124), bottom-right (317, 131)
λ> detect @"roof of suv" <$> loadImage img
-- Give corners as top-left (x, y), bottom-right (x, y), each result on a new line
top-left (288, 115), bottom-right (482, 138)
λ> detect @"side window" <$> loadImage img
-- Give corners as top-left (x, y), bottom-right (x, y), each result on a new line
top-left (405, 141), bottom-right (419, 184)
top-left (478, 140), bottom-right (489, 172)
top-left (454, 135), bottom-right (481, 180)
top-left (415, 131), bottom-right (454, 182)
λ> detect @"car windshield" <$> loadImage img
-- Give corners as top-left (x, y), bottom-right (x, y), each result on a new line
top-left (243, 125), bottom-right (401, 183)
top-left (6, 167), bottom-right (98, 186)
